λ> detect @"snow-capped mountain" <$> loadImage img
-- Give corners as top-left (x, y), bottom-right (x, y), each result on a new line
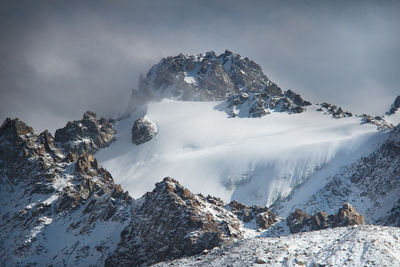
top-left (1, 51), bottom-right (399, 266)
top-left (385, 95), bottom-right (400, 126)
top-left (127, 50), bottom-right (311, 118)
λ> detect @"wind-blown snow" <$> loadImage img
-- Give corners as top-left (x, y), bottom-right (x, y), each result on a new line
top-left (97, 100), bottom-right (388, 208)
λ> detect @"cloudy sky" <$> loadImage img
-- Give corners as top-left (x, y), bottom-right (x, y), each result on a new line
top-left (1, 0), bottom-right (399, 133)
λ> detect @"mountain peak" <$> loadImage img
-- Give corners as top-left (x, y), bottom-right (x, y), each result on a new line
top-left (0, 117), bottom-right (34, 137)
top-left (386, 95), bottom-right (400, 116)
top-left (128, 50), bottom-right (312, 117)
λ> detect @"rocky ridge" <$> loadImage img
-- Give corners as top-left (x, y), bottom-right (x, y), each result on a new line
top-left (54, 111), bottom-right (115, 155)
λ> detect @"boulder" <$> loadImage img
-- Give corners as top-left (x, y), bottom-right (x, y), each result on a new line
top-left (131, 118), bottom-right (158, 145)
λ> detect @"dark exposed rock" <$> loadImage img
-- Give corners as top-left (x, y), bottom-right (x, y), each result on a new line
top-left (54, 111), bottom-right (115, 155)
top-left (106, 177), bottom-right (243, 266)
top-left (316, 103), bottom-right (352, 118)
top-left (127, 51), bottom-right (312, 118)
top-left (333, 203), bottom-right (365, 227)
top-left (227, 200), bottom-right (277, 229)
top-left (386, 95), bottom-right (400, 116)
top-left (287, 203), bottom-right (365, 234)
top-left (131, 118), bottom-right (157, 145)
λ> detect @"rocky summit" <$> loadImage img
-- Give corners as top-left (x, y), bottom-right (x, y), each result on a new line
top-left (127, 50), bottom-right (311, 117)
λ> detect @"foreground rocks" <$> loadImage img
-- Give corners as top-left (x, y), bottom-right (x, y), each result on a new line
top-left (287, 203), bottom-right (365, 234)
top-left (106, 178), bottom-right (243, 266)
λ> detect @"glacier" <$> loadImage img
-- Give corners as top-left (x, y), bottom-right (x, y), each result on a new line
top-left (96, 99), bottom-right (389, 211)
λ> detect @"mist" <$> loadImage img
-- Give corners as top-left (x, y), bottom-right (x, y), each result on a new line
top-left (1, 0), bottom-right (399, 133)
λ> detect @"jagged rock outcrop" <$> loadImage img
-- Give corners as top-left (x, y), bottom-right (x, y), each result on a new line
top-left (287, 203), bottom-right (365, 234)
top-left (131, 118), bottom-right (157, 145)
top-left (54, 111), bottom-right (115, 155)
top-left (316, 102), bottom-right (352, 118)
top-left (0, 117), bottom-right (131, 266)
top-left (106, 177), bottom-right (243, 266)
top-left (227, 200), bottom-right (277, 229)
top-left (386, 95), bottom-right (400, 116)
top-left (127, 50), bottom-right (312, 117)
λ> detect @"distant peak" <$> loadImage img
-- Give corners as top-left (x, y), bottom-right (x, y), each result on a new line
top-left (386, 95), bottom-right (400, 116)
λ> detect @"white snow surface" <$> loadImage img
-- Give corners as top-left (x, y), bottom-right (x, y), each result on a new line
top-left (385, 110), bottom-right (400, 126)
top-left (97, 100), bottom-right (388, 209)
top-left (154, 225), bottom-right (400, 267)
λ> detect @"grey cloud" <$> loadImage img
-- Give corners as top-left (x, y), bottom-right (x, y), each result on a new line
top-left (1, 0), bottom-right (399, 133)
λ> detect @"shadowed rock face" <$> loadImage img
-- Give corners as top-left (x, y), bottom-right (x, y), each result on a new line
top-left (54, 111), bottom-right (115, 155)
top-left (287, 203), bottom-right (365, 234)
top-left (105, 177), bottom-right (244, 266)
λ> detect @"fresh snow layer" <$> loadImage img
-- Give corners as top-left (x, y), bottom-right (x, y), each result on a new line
top-left (154, 225), bottom-right (400, 267)
top-left (97, 100), bottom-right (388, 209)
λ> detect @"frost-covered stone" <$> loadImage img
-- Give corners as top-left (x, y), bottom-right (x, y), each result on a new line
top-left (131, 118), bottom-right (157, 145)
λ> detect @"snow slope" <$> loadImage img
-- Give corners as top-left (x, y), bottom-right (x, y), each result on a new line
top-left (385, 111), bottom-right (400, 126)
top-left (97, 99), bottom-right (388, 208)
top-left (154, 225), bottom-right (400, 267)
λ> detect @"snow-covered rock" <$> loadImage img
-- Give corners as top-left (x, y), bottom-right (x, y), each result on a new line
top-left (106, 177), bottom-right (244, 266)
top-left (127, 50), bottom-right (311, 117)
top-left (286, 203), bottom-right (365, 234)
top-left (54, 110), bottom-right (116, 155)
top-left (0, 118), bottom-right (131, 266)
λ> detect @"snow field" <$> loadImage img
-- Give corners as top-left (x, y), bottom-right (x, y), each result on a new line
top-left (97, 100), bottom-right (387, 209)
